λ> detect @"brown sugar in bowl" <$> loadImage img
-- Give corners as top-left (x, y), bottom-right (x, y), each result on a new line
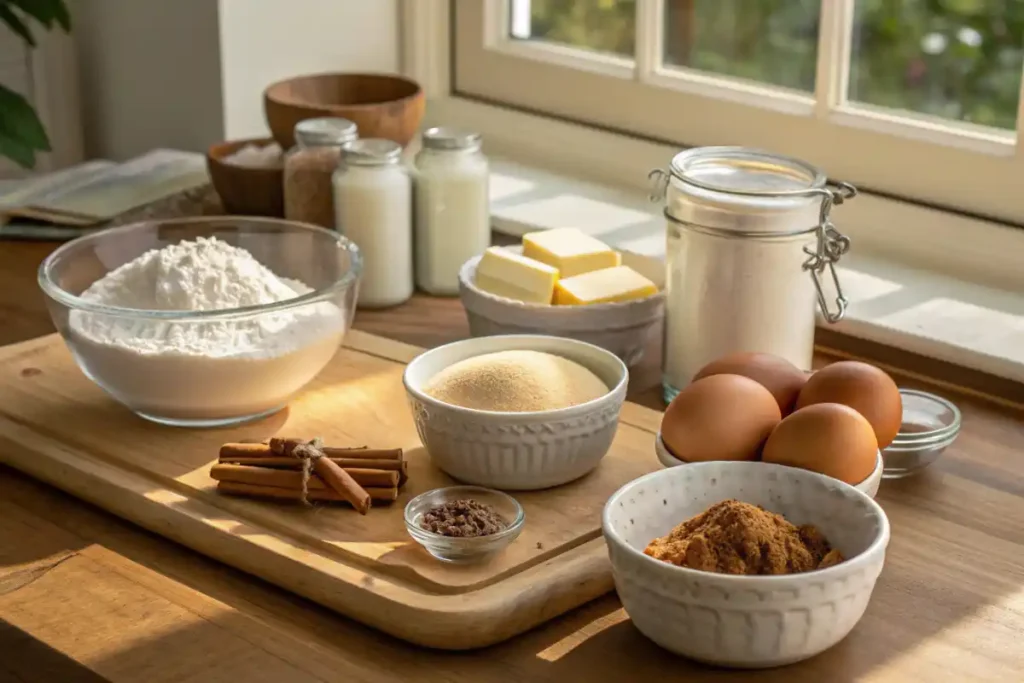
top-left (264, 73), bottom-right (425, 149)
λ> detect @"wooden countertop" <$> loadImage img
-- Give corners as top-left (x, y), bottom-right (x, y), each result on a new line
top-left (2, 241), bottom-right (1023, 682)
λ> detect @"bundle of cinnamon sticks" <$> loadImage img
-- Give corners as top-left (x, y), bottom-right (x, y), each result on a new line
top-left (212, 437), bottom-right (406, 515)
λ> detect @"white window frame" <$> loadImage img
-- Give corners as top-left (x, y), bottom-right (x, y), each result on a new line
top-left (399, 0), bottom-right (1024, 292)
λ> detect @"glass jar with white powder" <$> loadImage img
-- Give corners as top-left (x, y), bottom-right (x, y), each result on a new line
top-left (650, 147), bottom-right (857, 403)
top-left (283, 117), bottom-right (358, 229)
top-left (412, 127), bottom-right (490, 295)
top-left (333, 139), bottom-right (413, 308)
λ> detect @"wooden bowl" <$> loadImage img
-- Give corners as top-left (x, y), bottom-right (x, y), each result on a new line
top-left (206, 137), bottom-right (284, 218)
top-left (263, 73), bottom-right (425, 149)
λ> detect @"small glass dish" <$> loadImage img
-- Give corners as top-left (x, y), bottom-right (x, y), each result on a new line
top-left (404, 485), bottom-right (525, 563)
top-left (882, 389), bottom-right (962, 478)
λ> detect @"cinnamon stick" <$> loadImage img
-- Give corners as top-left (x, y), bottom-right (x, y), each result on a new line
top-left (217, 457), bottom-right (408, 485)
top-left (267, 438), bottom-right (403, 462)
top-left (210, 464), bottom-right (399, 489)
top-left (311, 456), bottom-right (371, 514)
top-left (216, 480), bottom-right (398, 504)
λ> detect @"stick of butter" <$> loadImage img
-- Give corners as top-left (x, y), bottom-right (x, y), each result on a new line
top-left (474, 247), bottom-right (559, 304)
top-left (554, 265), bottom-right (658, 305)
top-left (523, 228), bottom-right (621, 278)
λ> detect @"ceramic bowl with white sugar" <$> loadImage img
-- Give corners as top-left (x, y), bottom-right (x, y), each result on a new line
top-left (39, 217), bottom-right (361, 427)
top-left (403, 334), bottom-right (628, 490)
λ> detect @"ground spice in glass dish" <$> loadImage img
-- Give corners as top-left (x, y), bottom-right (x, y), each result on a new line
top-left (419, 499), bottom-right (509, 538)
top-left (644, 499), bottom-right (844, 575)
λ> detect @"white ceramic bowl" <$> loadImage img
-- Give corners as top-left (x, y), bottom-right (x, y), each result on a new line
top-left (458, 253), bottom-right (665, 367)
top-left (654, 433), bottom-right (883, 499)
top-left (603, 461), bottom-right (890, 668)
top-left (403, 335), bottom-right (628, 490)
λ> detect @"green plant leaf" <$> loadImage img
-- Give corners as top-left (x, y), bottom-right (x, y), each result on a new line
top-left (0, 5), bottom-right (36, 46)
top-left (0, 85), bottom-right (51, 152)
top-left (51, 0), bottom-right (70, 30)
top-left (0, 131), bottom-right (37, 168)
top-left (7, 0), bottom-right (70, 31)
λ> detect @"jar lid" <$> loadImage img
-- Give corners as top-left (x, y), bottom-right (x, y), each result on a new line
top-left (294, 117), bottom-right (358, 147)
top-left (342, 139), bottom-right (403, 166)
top-left (422, 127), bottom-right (482, 151)
top-left (670, 147), bottom-right (826, 196)
top-left (664, 146), bottom-right (827, 234)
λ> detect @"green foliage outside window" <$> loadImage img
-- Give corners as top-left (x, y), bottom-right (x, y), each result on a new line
top-left (521, 0), bottom-right (1024, 129)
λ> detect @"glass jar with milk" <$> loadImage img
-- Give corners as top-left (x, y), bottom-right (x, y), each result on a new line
top-left (412, 128), bottom-right (490, 295)
top-left (333, 139), bottom-right (414, 309)
top-left (649, 147), bottom-right (857, 403)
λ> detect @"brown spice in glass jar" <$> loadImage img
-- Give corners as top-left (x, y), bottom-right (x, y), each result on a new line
top-left (283, 147), bottom-right (341, 229)
top-left (644, 499), bottom-right (844, 575)
top-left (420, 499), bottom-right (508, 538)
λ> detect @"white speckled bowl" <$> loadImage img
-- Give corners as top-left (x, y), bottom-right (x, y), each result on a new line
top-left (654, 433), bottom-right (884, 499)
top-left (603, 461), bottom-right (889, 668)
top-left (457, 252), bottom-right (665, 367)
top-left (403, 334), bottom-right (628, 490)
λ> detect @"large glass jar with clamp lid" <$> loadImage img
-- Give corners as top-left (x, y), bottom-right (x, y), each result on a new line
top-left (649, 147), bottom-right (856, 403)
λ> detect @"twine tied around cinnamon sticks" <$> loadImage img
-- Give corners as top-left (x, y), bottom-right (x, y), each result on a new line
top-left (213, 438), bottom-right (407, 515)
top-left (286, 437), bottom-right (368, 511)
top-left (269, 436), bottom-right (371, 513)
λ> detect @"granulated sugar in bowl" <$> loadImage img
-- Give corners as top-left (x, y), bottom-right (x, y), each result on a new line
top-left (39, 217), bottom-right (362, 427)
top-left (423, 349), bottom-right (608, 412)
top-left (404, 335), bottom-right (628, 490)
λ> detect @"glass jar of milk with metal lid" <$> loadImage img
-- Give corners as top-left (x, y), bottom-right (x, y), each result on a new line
top-left (649, 147), bottom-right (856, 403)
top-left (412, 127), bottom-right (490, 295)
top-left (333, 139), bottom-right (413, 309)
top-left (283, 117), bottom-right (358, 229)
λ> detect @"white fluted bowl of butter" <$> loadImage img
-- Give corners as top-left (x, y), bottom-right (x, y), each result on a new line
top-left (403, 334), bottom-right (628, 490)
top-left (458, 229), bottom-right (665, 367)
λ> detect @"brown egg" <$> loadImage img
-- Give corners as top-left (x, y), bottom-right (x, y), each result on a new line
top-left (763, 403), bottom-right (878, 484)
top-left (796, 361), bottom-right (902, 448)
top-left (661, 374), bottom-right (781, 463)
top-left (694, 352), bottom-right (808, 414)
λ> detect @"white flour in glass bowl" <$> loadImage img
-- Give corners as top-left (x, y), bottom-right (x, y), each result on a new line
top-left (68, 237), bottom-right (345, 424)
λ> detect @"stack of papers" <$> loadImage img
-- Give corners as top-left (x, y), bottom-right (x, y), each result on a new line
top-left (0, 149), bottom-right (209, 240)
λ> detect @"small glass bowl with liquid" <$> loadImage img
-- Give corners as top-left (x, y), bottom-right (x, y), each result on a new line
top-left (882, 389), bottom-right (962, 478)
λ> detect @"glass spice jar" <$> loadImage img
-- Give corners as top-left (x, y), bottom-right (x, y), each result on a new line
top-left (649, 146), bottom-right (857, 403)
top-left (283, 117), bottom-right (358, 229)
top-left (412, 127), bottom-right (490, 295)
top-left (333, 139), bottom-right (414, 309)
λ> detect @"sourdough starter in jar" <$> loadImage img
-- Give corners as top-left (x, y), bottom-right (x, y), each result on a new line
top-left (333, 139), bottom-right (413, 308)
top-left (412, 127), bottom-right (490, 295)
top-left (654, 147), bottom-right (854, 403)
top-left (283, 117), bottom-right (358, 229)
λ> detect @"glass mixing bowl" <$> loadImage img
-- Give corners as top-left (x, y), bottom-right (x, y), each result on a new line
top-left (38, 217), bottom-right (362, 427)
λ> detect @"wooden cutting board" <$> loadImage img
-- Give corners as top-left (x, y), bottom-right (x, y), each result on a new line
top-left (0, 330), bottom-right (665, 650)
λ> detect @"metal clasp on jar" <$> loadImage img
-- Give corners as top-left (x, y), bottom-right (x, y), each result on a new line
top-left (647, 169), bottom-right (670, 203)
top-left (803, 182), bottom-right (857, 323)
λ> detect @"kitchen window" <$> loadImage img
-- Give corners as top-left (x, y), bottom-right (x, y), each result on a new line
top-left (452, 0), bottom-right (1024, 224)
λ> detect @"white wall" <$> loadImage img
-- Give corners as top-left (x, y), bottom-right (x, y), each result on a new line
top-left (74, 0), bottom-right (400, 159)
top-left (218, 0), bottom-right (400, 139)
top-left (74, 0), bottom-right (224, 159)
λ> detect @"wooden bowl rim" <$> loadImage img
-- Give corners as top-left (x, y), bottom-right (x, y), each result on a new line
top-left (263, 72), bottom-right (424, 110)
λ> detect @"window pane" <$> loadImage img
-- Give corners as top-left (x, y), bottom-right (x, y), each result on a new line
top-left (663, 0), bottom-right (820, 92)
top-left (509, 0), bottom-right (636, 57)
top-left (849, 1), bottom-right (1024, 129)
